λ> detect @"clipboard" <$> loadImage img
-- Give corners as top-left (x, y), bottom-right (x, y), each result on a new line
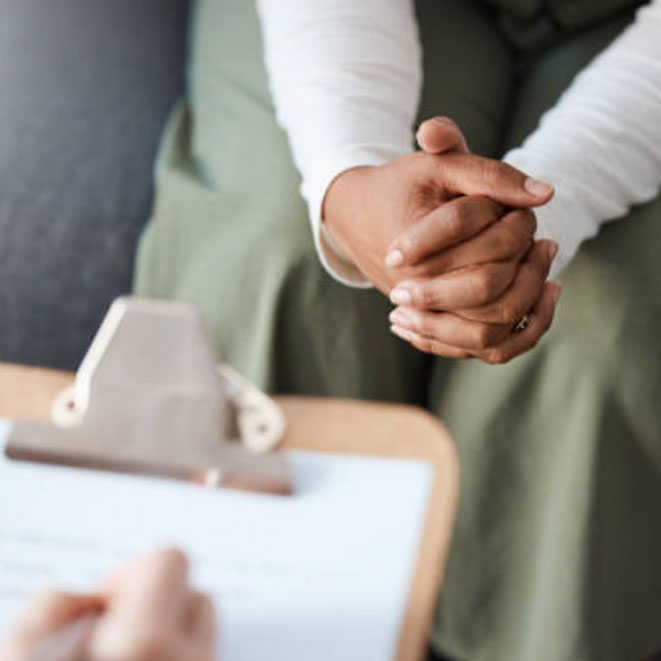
top-left (4, 298), bottom-right (293, 495)
top-left (0, 364), bottom-right (459, 661)
top-left (0, 300), bottom-right (460, 661)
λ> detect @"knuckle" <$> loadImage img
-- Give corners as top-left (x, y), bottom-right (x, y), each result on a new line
top-left (505, 229), bottom-right (524, 255)
top-left (510, 209), bottom-right (536, 237)
top-left (472, 265), bottom-right (507, 303)
top-left (498, 301), bottom-right (521, 325)
top-left (468, 274), bottom-right (488, 303)
top-left (476, 195), bottom-right (505, 217)
top-left (473, 325), bottom-right (492, 350)
top-left (497, 212), bottom-right (535, 254)
top-left (509, 226), bottom-right (530, 255)
top-left (418, 285), bottom-right (438, 307)
top-left (473, 324), bottom-right (502, 349)
top-left (444, 204), bottom-right (466, 237)
top-left (510, 206), bottom-right (533, 223)
top-left (521, 208), bottom-right (538, 234)
top-left (472, 270), bottom-right (493, 302)
top-left (490, 227), bottom-right (517, 257)
top-left (484, 348), bottom-right (511, 365)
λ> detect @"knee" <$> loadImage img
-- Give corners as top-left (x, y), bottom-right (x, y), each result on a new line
top-left (549, 219), bottom-right (661, 373)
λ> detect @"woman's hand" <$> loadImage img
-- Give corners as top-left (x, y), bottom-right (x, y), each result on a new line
top-left (384, 117), bottom-right (562, 364)
top-left (389, 240), bottom-right (562, 364)
top-left (322, 119), bottom-right (554, 297)
top-left (1, 549), bottom-right (216, 661)
top-left (385, 196), bottom-right (538, 282)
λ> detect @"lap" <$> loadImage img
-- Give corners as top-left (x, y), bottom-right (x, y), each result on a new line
top-left (428, 10), bottom-right (661, 660)
top-left (430, 194), bottom-right (661, 661)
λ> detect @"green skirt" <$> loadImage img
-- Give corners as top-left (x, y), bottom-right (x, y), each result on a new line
top-left (135, 1), bottom-right (661, 658)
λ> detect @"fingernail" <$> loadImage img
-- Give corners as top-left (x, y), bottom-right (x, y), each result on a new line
top-left (389, 308), bottom-right (413, 328)
top-left (524, 177), bottom-right (554, 198)
top-left (385, 249), bottom-right (405, 268)
top-left (551, 282), bottom-right (562, 304)
top-left (390, 286), bottom-right (412, 306)
top-left (548, 241), bottom-right (559, 261)
top-left (390, 324), bottom-right (415, 341)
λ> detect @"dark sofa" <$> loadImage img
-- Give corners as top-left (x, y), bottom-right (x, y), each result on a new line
top-left (0, 0), bottom-right (189, 369)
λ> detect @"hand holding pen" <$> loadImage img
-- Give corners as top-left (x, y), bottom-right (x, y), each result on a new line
top-left (0, 549), bottom-right (216, 661)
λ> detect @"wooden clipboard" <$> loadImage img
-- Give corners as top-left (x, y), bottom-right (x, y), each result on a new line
top-left (1, 362), bottom-right (459, 661)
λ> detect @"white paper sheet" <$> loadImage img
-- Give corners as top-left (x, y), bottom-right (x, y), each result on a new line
top-left (0, 419), bottom-right (432, 661)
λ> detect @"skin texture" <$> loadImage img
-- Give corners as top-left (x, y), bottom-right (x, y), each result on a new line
top-left (0, 549), bottom-right (216, 661)
top-left (323, 116), bottom-right (562, 364)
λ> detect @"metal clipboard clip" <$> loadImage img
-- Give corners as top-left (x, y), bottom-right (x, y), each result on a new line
top-left (5, 298), bottom-right (293, 495)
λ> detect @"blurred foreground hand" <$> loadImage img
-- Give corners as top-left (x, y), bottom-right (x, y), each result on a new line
top-left (0, 549), bottom-right (216, 661)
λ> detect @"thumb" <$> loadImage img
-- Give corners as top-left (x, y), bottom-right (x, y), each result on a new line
top-left (416, 116), bottom-right (469, 154)
top-left (435, 152), bottom-right (556, 208)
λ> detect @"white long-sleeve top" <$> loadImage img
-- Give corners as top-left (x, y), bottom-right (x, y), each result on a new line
top-left (256, 0), bottom-right (661, 285)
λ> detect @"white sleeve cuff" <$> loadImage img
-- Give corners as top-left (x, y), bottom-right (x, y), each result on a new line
top-left (305, 144), bottom-right (412, 288)
top-left (504, 148), bottom-right (600, 279)
top-left (528, 199), bottom-right (582, 280)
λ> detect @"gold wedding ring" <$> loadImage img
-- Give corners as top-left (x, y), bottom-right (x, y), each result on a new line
top-left (513, 315), bottom-right (530, 333)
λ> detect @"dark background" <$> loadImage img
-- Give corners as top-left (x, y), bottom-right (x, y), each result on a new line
top-left (0, 0), bottom-right (189, 369)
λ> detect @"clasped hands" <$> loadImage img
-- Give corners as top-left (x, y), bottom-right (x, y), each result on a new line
top-left (323, 117), bottom-right (561, 364)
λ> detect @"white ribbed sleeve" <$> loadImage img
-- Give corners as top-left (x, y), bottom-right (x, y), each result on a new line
top-left (255, 0), bottom-right (422, 286)
top-left (256, 0), bottom-right (661, 284)
top-left (504, 1), bottom-right (661, 277)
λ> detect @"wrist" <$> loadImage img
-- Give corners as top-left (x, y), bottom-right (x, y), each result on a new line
top-left (321, 166), bottom-right (374, 249)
